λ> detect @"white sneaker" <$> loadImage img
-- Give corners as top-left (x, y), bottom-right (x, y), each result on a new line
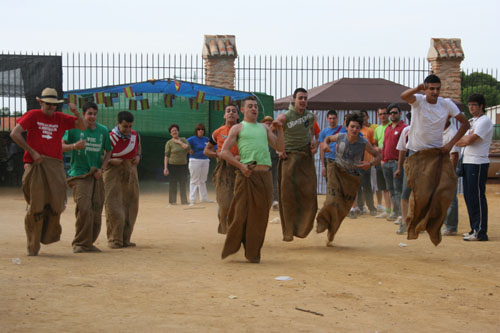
top-left (362, 207), bottom-right (369, 215)
top-left (272, 201), bottom-right (279, 211)
top-left (394, 216), bottom-right (402, 225)
top-left (462, 231), bottom-right (474, 237)
top-left (441, 229), bottom-right (457, 236)
top-left (376, 211), bottom-right (388, 218)
top-left (377, 204), bottom-right (385, 212)
top-left (463, 232), bottom-right (478, 241)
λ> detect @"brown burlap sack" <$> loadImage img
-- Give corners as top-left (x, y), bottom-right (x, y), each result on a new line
top-left (103, 160), bottom-right (139, 247)
top-left (212, 159), bottom-right (237, 234)
top-left (221, 170), bottom-right (273, 263)
top-left (278, 148), bottom-right (317, 241)
top-left (316, 162), bottom-right (361, 243)
top-left (21, 156), bottom-right (67, 255)
top-left (404, 148), bottom-right (457, 246)
top-left (67, 168), bottom-right (105, 250)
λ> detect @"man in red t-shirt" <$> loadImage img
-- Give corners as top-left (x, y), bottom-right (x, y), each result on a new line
top-left (10, 88), bottom-right (86, 256)
top-left (203, 104), bottom-right (239, 234)
top-left (381, 103), bottom-right (407, 222)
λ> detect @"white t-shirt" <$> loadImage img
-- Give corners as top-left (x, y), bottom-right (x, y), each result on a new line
top-left (396, 126), bottom-right (411, 152)
top-left (443, 122), bottom-right (460, 154)
top-left (406, 94), bottom-right (460, 152)
top-left (463, 115), bottom-right (493, 164)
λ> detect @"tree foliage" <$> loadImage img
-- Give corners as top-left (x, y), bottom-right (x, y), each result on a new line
top-left (461, 71), bottom-right (500, 117)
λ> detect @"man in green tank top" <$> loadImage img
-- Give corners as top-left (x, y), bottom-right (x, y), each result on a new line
top-left (62, 101), bottom-right (112, 253)
top-left (220, 96), bottom-right (284, 263)
top-left (276, 88), bottom-right (318, 241)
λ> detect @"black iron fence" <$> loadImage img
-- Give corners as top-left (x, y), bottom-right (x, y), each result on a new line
top-left (1, 51), bottom-right (499, 129)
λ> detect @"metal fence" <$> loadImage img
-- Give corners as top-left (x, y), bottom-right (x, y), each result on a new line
top-left (1, 51), bottom-right (499, 124)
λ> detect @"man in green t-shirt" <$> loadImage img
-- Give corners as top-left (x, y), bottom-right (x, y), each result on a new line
top-left (373, 107), bottom-right (392, 218)
top-left (63, 101), bottom-right (112, 253)
top-left (220, 96), bottom-right (284, 263)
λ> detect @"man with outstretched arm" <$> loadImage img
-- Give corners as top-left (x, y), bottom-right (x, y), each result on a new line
top-left (400, 74), bottom-right (469, 245)
top-left (220, 96), bottom-right (284, 263)
top-left (10, 88), bottom-right (86, 256)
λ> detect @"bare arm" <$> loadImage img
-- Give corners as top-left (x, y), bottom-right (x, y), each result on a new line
top-left (320, 134), bottom-right (340, 153)
top-left (132, 135), bottom-right (141, 165)
top-left (62, 140), bottom-right (86, 152)
top-left (450, 152), bottom-right (459, 170)
top-left (442, 113), bottom-right (469, 153)
top-left (320, 143), bottom-right (326, 177)
top-left (163, 155), bottom-right (169, 176)
top-left (394, 149), bottom-right (406, 179)
top-left (68, 103), bottom-right (86, 131)
top-left (400, 83), bottom-right (425, 104)
top-left (220, 124), bottom-right (251, 177)
top-left (276, 113), bottom-right (288, 159)
top-left (203, 141), bottom-right (218, 158)
top-left (267, 120), bottom-right (284, 152)
top-left (10, 124), bottom-right (42, 164)
top-left (357, 142), bottom-right (381, 170)
top-left (456, 132), bottom-right (480, 147)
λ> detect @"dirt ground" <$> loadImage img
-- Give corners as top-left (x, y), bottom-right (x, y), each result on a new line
top-left (1, 182), bottom-right (499, 332)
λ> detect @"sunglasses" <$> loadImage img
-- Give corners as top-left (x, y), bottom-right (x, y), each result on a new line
top-left (389, 111), bottom-right (399, 115)
top-left (43, 102), bottom-right (57, 107)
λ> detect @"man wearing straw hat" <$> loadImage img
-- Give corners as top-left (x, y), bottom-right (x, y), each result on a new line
top-left (10, 88), bottom-right (86, 256)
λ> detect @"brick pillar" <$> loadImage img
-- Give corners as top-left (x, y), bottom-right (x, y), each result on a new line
top-left (202, 35), bottom-right (237, 89)
top-left (427, 38), bottom-right (464, 101)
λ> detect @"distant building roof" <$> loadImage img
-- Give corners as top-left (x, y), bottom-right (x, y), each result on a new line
top-left (203, 35), bottom-right (237, 57)
top-left (427, 38), bottom-right (464, 59)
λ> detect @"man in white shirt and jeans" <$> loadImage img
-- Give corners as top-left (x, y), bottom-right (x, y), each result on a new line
top-left (456, 93), bottom-right (493, 241)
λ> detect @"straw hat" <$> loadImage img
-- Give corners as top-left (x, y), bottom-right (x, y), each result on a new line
top-left (37, 88), bottom-right (64, 104)
top-left (261, 115), bottom-right (274, 123)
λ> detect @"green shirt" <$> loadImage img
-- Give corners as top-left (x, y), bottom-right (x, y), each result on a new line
top-left (373, 122), bottom-right (391, 149)
top-left (237, 121), bottom-right (271, 166)
top-left (63, 123), bottom-right (112, 177)
top-left (165, 138), bottom-right (190, 165)
top-left (283, 104), bottom-right (314, 152)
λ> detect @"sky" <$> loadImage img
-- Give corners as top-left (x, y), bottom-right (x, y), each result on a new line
top-left (2, 0), bottom-right (499, 70)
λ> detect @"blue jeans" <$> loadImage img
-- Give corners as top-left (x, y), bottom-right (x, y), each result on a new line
top-left (443, 189), bottom-right (458, 232)
top-left (382, 160), bottom-right (403, 216)
top-left (357, 167), bottom-right (376, 212)
top-left (463, 163), bottom-right (489, 240)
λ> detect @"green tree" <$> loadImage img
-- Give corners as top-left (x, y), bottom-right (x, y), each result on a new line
top-left (461, 72), bottom-right (500, 117)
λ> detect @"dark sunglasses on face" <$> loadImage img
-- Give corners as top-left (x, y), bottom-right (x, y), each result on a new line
top-left (389, 111), bottom-right (399, 115)
top-left (43, 102), bottom-right (57, 107)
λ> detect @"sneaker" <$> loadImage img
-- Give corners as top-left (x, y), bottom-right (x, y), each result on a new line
top-left (201, 199), bottom-right (214, 203)
top-left (189, 202), bottom-right (195, 207)
top-left (377, 204), bottom-right (385, 212)
top-left (396, 225), bottom-right (406, 235)
top-left (348, 208), bottom-right (358, 219)
top-left (386, 212), bottom-right (398, 221)
top-left (376, 211), bottom-right (388, 218)
top-left (361, 207), bottom-right (369, 215)
top-left (462, 231), bottom-right (474, 237)
top-left (394, 216), bottom-right (402, 225)
top-left (441, 229), bottom-right (457, 236)
top-left (272, 201), bottom-right (279, 211)
top-left (463, 233), bottom-right (478, 241)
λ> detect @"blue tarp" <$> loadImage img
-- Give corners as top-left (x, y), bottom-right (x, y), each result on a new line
top-left (64, 78), bottom-right (252, 101)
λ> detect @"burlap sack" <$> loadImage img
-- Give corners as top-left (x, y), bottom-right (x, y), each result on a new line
top-left (21, 156), bottom-right (67, 255)
top-left (316, 162), bottom-right (361, 242)
top-left (278, 148), bottom-right (317, 241)
top-left (404, 148), bottom-right (457, 246)
top-left (213, 159), bottom-right (237, 234)
top-left (103, 160), bottom-right (139, 247)
top-left (67, 168), bottom-right (105, 249)
top-left (221, 170), bottom-right (273, 263)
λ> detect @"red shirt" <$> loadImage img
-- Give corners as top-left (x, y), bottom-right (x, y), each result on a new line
top-left (211, 125), bottom-right (239, 156)
top-left (382, 120), bottom-right (407, 162)
top-left (17, 109), bottom-right (76, 163)
top-left (110, 129), bottom-right (139, 160)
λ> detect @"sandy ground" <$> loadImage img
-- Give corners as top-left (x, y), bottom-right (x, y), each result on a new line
top-left (1, 182), bottom-right (499, 332)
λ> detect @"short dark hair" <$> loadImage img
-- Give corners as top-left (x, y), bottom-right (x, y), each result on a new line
top-left (241, 96), bottom-right (257, 107)
top-left (194, 123), bottom-right (206, 135)
top-left (424, 74), bottom-right (441, 84)
top-left (225, 103), bottom-right (238, 111)
top-left (82, 101), bottom-right (98, 114)
top-left (360, 110), bottom-right (369, 117)
top-left (327, 110), bottom-right (338, 117)
top-left (468, 93), bottom-right (486, 112)
top-left (345, 112), bottom-right (364, 128)
top-left (168, 124), bottom-right (179, 133)
top-left (293, 88), bottom-right (307, 98)
top-left (118, 111), bottom-right (134, 123)
top-left (386, 103), bottom-right (401, 113)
